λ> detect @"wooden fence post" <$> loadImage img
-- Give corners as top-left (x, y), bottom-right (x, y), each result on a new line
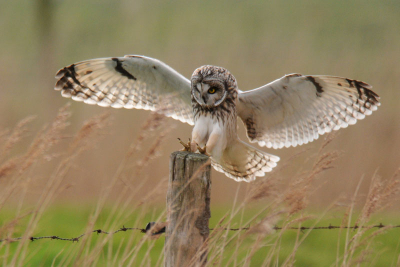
top-left (165, 151), bottom-right (211, 267)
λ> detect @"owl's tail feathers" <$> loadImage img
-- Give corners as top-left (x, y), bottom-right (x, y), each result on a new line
top-left (211, 140), bottom-right (280, 182)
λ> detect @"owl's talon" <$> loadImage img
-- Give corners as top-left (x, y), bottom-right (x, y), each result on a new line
top-left (178, 138), bottom-right (192, 152)
top-left (196, 143), bottom-right (209, 156)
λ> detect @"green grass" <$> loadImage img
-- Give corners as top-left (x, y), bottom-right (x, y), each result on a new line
top-left (1, 204), bottom-right (399, 266)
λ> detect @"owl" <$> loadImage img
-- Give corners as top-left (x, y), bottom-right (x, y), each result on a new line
top-left (55, 55), bottom-right (380, 182)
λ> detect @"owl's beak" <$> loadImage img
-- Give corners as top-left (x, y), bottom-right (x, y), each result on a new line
top-left (200, 83), bottom-right (210, 105)
top-left (201, 93), bottom-right (208, 104)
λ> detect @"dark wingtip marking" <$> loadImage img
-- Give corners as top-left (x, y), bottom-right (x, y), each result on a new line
top-left (353, 80), bottom-right (380, 105)
top-left (54, 64), bottom-right (83, 90)
top-left (85, 70), bottom-right (93, 75)
top-left (338, 83), bottom-right (342, 86)
top-left (306, 76), bottom-right (324, 97)
top-left (345, 78), bottom-right (380, 106)
top-left (346, 79), bottom-right (354, 88)
top-left (55, 68), bottom-right (67, 79)
top-left (55, 76), bottom-right (67, 90)
top-left (111, 58), bottom-right (137, 80)
top-left (286, 73), bottom-right (302, 78)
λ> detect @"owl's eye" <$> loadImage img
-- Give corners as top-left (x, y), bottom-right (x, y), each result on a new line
top-left (208, 88), bottom-right (217, 94)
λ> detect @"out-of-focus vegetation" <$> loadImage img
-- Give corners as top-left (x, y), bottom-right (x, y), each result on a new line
top-left (0, 1), bottom-right (399, 265)
top-left (1, 205), bottom-right (400, 266)
top-left (0, 0), bottom-right (399, 205)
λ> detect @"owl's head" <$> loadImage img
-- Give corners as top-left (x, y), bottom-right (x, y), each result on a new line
top-left (191, 65), bottom-right (238, 108)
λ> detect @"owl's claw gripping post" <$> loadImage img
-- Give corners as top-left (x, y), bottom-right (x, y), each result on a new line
top-left (196, 143), bottom-right (210, 156)
top-left (178, 138), bottom-right (192, 152)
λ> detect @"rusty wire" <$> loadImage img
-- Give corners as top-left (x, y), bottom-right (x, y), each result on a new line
top-left (1, 222), bottom-right (399, 243)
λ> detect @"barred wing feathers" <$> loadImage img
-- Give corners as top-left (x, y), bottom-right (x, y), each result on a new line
top-left (55, 55), bottom-right (194, 125)
top-left (237, 74), bottom-right (380, 149)
top-left (212, 140), bottom-right (280, 182)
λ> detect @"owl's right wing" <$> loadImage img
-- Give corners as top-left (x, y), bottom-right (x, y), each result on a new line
top-left (55, 55), bottom-right (194, 125)
top-left (237, 74), bottom-right (380, 149)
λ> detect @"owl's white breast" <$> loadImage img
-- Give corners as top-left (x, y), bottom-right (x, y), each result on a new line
top-left (192, 115), bottom-right (216, 145)
top-left (192, 114), bottom-right (227, 157)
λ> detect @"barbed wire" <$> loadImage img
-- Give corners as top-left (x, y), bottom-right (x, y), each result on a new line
top-left (0, 226), bottom-right (147, 243)
top-left (1, 222), bottom-right (399, 243)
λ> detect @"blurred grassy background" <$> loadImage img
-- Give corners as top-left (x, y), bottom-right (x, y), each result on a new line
top-left (1, 206), bottom-right (399, 266)
top-left (1, 0), bottom-right (399, 206)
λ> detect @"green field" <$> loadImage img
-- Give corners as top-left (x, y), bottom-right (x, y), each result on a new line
top-left (1, 205), bottom-right (399, 266)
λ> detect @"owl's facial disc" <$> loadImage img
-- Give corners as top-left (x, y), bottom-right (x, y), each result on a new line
top-left (192, 81), bottom-right (227, 108)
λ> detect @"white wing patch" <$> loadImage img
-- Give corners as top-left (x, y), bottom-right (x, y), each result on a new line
top-left (237, 74), bottom-right (380, 149)
top-left (211, 140), bottom-right (280, 182)
top-left (55, 55), bottom-right (194, 125)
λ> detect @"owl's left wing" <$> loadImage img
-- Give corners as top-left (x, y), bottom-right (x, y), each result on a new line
top-left (237, 74), bottom-right (380, 149)
top-left (55, 55), bottom-right (194, 125)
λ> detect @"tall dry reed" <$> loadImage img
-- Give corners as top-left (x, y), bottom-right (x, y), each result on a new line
top-left (0, 111), bottom-right (398, 266)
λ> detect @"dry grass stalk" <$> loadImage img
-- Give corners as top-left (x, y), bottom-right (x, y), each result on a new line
top-left (71, 112), bottom-right (173, 266)
top-left (337, 168), bottom-right (400, 265)
top-left (208, 139), bottom-right (341, 266)
top-left (0, 106), bottom-right (114, 266)
top-left (0, 107), bottom-right (173, 265)
top-left (79, 117), bottom-right (174, 265)
top-left (136, 125), bottom-right (174, 173)
top-left (360, 168), bottom-right (400, 222)
top-left (0, 212), bottom-right (32, 244)
top-left (129, 111), bottom-right (168, 155)
top-left (247, 177), bottom-right (277, 203)
top-left (246, 211), bottom-right (283, 237)
top-left (311, 151), bottom-right (340, 177)
top-left (20, 105), bottom-right (71, 172)
top-left (284, 151), bottom-right (339, 215)
top-left (336, 204), bottom-right (351, 266)
top-left (246, 146), bottom-right (312, 204)
top-left (0, 157), bottom-right (20, 179)
top-left (285, 215), bottom-right (316, 228)
top-left (69, 111), bottom-right (173, 265)
top-left (0, 105), bottom-right (73, 213)
top-left (341, 176), bottom-right (364, 266)
top-left (69, 111), bottom-right (111, 152)
top-left (0, 115), bottom-right (36, 162)
top-left (0, 116), bottom-right (36, 180)
top-left (1, 104), bottom-right (398, 266)
top-left (319, 131), bottom-right (339, 152)
top-left (0, 129), bottom-right (10, 143)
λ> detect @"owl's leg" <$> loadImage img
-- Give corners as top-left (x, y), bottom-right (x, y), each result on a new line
top-left (177, 138), bottom-right (192, 152)
top-left (196, 144), bottom-right (209, 156)
top-left (194, 131), bottom-right (220, 157)
top-left (190, 141), bottom-right (197, 152)
top-left (205, 131), bottom-right (220, 155)
top-left (191, 131), bottom-right (201, 152)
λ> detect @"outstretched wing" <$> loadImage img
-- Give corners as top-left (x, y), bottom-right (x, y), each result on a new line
top-left (55, 55), bottom-right (194, 125)
top-left (237, 74), bottom-right (380, 149)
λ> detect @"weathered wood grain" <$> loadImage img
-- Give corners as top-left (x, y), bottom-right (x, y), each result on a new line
top-left (165, 151), bottom-right (211, 267)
